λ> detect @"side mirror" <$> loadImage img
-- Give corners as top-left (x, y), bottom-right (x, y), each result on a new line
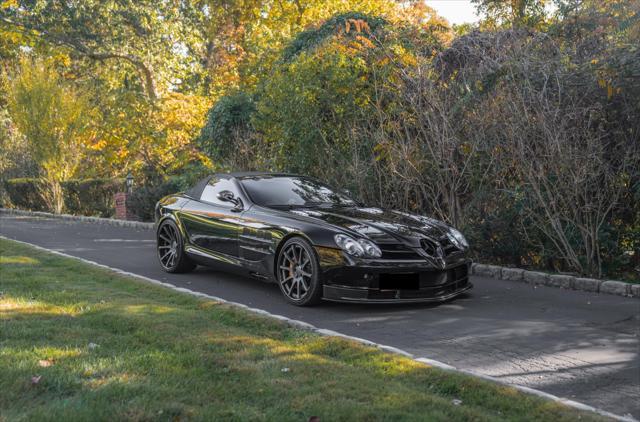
top-left (217, 190), bottom-right (236, 203)
top-left (217, 190), bottom-right (244, 212)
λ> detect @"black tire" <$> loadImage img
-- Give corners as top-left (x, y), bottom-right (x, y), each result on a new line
top-left (276, 237), bottom-right (323, 306)
top-left (157, 219), bottom-right (196, 273)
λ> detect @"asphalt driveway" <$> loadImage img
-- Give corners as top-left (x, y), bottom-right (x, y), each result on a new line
top-left (1, 213), bottom-right (638, 418)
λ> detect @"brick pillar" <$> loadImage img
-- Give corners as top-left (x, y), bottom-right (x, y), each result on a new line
top-left (114, 192), bottom-right (137, 221)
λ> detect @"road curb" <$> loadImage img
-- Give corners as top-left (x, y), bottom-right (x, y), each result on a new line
top-left (0, 234), bottom-right (635, 422)
top-left (471, 263), bottom-right (637, 299)
top-left (0, 207), bottom-right (154, 230)
top-left (2, 207), bottom-right (637, 299)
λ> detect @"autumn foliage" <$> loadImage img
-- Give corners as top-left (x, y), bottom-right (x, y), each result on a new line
top-left (0, 0), bottom-right (638, 279)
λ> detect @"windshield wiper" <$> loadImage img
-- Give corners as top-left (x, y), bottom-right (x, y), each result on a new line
top-left (302, 201), bottom-right (356, 208)
top-left (268, 202), bottom-right (354, 209)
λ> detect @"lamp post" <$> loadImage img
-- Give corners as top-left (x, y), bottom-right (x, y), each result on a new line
top-left (125, 172), bottom-right (134, 194)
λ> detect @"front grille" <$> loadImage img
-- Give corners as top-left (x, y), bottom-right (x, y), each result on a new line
top-left (419, 235), bottom-right (461, 259)
top-left (378, 243), bottom-right (422, 260)
top-left (376, 236), bottom-right (462, 261)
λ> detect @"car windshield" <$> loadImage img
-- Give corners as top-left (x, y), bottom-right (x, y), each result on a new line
top-left (240, 176), bottom-right (356, 208)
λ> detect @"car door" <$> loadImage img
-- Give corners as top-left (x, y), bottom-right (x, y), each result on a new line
top-left (179, 176), bottom-right (244, 264)
top-left (237, 206), bottom-right (280, 264)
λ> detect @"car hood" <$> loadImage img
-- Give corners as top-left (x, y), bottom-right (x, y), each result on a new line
top-left (285, 205), bottom-right (451, 245)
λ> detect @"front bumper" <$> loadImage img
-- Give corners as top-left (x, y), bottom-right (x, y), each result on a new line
top-left (317, 250), bottom-right (473, 303)
top-left (323, 282), bottom-right (473, 303)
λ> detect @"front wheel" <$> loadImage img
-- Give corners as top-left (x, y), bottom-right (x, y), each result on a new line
top-left (276, 237), bottom-right (323, 306)
top-left (157, 219), bottom-right (196, 273)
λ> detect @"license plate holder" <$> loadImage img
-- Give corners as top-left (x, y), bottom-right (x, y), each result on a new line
top-left (379, 273), bottom-right (419, 290)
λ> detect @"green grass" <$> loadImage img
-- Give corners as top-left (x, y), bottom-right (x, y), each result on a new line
top-left (0, 238), bottom-right (605, 421)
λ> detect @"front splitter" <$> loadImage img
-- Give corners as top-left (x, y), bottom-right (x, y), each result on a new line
top-left (322, 283), bottom-right (473, 304)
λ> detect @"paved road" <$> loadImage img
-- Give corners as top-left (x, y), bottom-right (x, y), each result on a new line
top-left (1, 214), bottom-right (639, 418)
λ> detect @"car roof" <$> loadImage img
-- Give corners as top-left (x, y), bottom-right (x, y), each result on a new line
top-left (185, 172), bottom-right (302, 199)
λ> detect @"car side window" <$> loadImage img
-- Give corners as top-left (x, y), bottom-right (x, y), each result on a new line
top-left (200, 178), bottom-right (239, 207)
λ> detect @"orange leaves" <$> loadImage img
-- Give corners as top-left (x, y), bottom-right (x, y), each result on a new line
top-left (344, 19), bottom-right (371, 35)
top-left (355, 35), bottom-right (375, 49)
top-left (597, 78), bottom-right (621, 100)
top-left (337, 18), bottom-right (377, 54)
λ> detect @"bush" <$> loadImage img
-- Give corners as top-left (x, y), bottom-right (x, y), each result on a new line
top-left (4, 167), bottom-right (211, 221)
top-left (63, 178), bottom-right (124, 217)
top-left (127, 164), bottom-right (213, 222)
top-left (127, 178), bottom-right (185, 222)
top-left (4, 178), bottom-right (49, 212)
top-left (3, 178), bottom-right (124, 217)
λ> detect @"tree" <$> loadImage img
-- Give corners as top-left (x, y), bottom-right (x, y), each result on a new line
top-left (198, 91), bottom-right (257, 170)
top-left (252, 10), bottom-right (447, 178)
top-left (472, 0), bottom-right (548, 28)
top-left (7, 58), bottom-right (93, 213)
top-left (193, 0), bottom-right (436, 97)
top-left (0, 107), bottom-right (34, 180)
top-left (77, 89), bottom-right (212, 182)
top-left (0, 0), bottom-right (206, 101)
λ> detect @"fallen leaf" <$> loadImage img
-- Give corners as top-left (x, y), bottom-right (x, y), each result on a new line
top-left (38, 359), bottom-right (54, 367)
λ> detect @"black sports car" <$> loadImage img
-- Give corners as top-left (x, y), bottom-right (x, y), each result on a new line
top-left (155, 172), bottom-right (472, 306)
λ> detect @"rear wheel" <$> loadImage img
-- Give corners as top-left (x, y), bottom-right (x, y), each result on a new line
top-left (157, 219), bottom-right (196, 273)
top-left (276, 237), bottom-right (323, 306)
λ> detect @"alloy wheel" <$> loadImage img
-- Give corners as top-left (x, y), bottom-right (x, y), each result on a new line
top-left (158, 223), bottom-right (179, 270)
top-left (278, 243), bottom-right (313, 301)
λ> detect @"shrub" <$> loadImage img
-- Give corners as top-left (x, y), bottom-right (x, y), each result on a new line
top-left (63, 178), bottom-right (124, 217)
top-left (127, 164), bottom-right (213, 222)
top-left (3, 178), bottom-right (124, 217)
top-left (4, 178), bottom-right (49, 212)
top-left (127, 178), bottom-right (186, 222)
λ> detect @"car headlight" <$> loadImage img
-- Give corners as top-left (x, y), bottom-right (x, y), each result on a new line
top-left (448, 228), bottom-right (469, 249)
top-left (334, 234), bottom-right (382, 258)
top-left (358, 238), bottom-right (382, 258)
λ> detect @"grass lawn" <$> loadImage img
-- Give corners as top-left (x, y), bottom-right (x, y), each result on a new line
top-left (0, 238), bottom-right (604, 421)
